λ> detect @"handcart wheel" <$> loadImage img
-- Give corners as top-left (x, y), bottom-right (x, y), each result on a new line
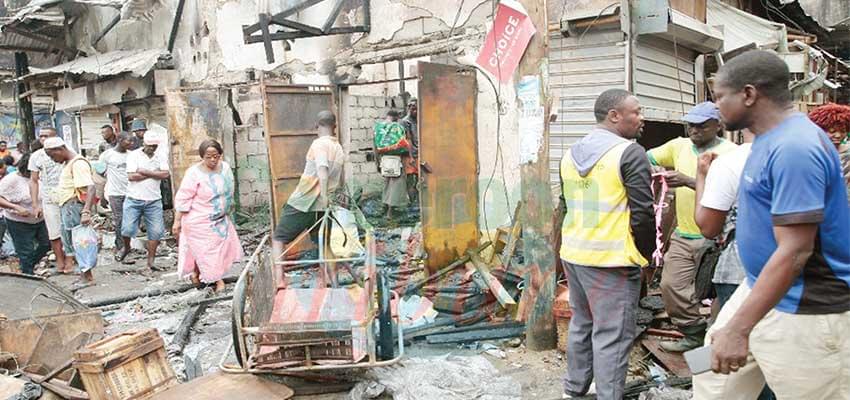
top-left (376, 271), bottom-right (395, 360)
top-left (231, 274), bottom-right (249, 367)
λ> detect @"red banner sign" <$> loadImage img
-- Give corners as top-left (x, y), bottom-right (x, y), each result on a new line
top-left (475, 0), bottom-right (537, 83)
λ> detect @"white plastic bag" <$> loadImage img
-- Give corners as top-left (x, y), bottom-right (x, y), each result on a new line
top-left (72, 225), bottom-right (99, 272)
top-left (330, 207), bottom-right (365, 257)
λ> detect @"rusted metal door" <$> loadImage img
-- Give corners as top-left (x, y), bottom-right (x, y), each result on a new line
top-left (165, 88), bottom-right (231, 188)
top-left (262, 84), bottom-right (335, 224)
top-left (418, 62), bottom-right (479, 272)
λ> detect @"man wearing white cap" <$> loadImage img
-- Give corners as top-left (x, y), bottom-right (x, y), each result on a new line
top-left (27, 127), bottom-right (72, 274)
top-left (119, 130), bottom-right (169, 273)
top-left (45, 137), bottom-right (97, 290)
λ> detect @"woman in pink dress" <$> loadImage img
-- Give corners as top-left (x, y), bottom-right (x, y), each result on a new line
top-left (172, 139), bottom-right (243, 292)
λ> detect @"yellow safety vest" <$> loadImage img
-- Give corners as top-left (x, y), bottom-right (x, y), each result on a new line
top-left (560, 141), bottom-right (648, 268)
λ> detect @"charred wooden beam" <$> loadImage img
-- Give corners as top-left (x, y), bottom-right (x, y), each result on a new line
top-left (259, 13), bottom-right (275, 64)
top-left (85, 276), bottom-right (238, 307)
top-left (321, 0), bottom-right (346, 33)
top-left (14, 52), bottom-right (35, 147)
top-left (275, 19), bottom-right (323, 36)
top-left (243, 0), bottom-right (327, 34)
top-left (425, 325), bottom-right (525, 344)
top-left (245, 26), bottom-right (370, 44)
top-left (167, 0), bottom-right (187, 52)
top-left (91, 13), bottom-right (121, 47)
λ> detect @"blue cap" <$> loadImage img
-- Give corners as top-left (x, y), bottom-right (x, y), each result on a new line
top-left (682, 102), bottom-right (720, 124)
top-left (130, 119), bottom-right (147, 131)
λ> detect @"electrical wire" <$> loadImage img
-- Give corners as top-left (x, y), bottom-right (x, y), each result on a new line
top-left (577, 2), bottom-right (620, 44)
top-left (447, 0), bottom-right (467, 39)
top-left (477, 0), bottom-right (513, 244)
top-left (759, 0), bottom-right (806, 34)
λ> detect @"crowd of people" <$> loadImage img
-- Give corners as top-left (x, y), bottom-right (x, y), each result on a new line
top-left (0, 121), bottom-right (243, 293)
top-left (559, 50), bottom-right (850, 400)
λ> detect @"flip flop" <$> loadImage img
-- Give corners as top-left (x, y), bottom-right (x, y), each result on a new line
top-left (70, 281), bottom-right (95, 292)
top-left (150, 265), bottom-right (169, 272)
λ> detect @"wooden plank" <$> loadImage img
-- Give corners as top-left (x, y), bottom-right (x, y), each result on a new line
top-left (641, 338), bottom-right (692, 377)
top-left (399, 242), bottom-right (491, 297)
top-left (468, 252), bottom-right (517, 309)
top-left (150, 371), bottom-right (294, 399)
top-left (500, 204), bottom-right (523, 269)
top-left (418, 61), bottom-right (479, 273)
top-left (22, 373), bottom-right (89, 400)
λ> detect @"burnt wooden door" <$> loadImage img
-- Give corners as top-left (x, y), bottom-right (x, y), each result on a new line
top-left (418, 62), bottom-right (480, 272)
top-left (262, 84), bottom-right (335, 225)
top-left (165, 88), bottom-right (231, 188)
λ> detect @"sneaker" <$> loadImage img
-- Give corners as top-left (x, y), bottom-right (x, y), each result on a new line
top-left (563, 382), bottom-right (595, 398)
top-left (659, 323), bottom-right (707, 353)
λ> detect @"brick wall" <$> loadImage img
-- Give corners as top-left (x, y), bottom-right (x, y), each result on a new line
top-left (344, 94), bottom-right (407, 195)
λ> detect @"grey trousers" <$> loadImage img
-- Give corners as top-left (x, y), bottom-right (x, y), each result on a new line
top-left (108, 196), bottom-right (125, 250)
top-left (563, 262), bottom-right (641, 400)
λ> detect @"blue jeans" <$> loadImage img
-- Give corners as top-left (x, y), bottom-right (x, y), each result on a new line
top-left (6, 220), bottom-right (50, 275)
top-left (59, 200), bottom-right (83, 256)
top-left (122, 198), bottom-right (165, 241)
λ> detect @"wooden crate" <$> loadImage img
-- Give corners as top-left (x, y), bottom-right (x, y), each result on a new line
top-left (73, 329), bottom-right (176, 400)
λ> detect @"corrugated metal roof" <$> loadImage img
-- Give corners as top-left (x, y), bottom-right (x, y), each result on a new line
top-left (24, 48), bottom-right (169, 80)
top-left (707, 0), bottom-right (787, 52)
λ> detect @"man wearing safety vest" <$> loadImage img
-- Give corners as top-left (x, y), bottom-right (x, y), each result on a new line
top-left (559, 89), bottom-right (655, 400)
top-left (648, 102), bottom-right (737, 353)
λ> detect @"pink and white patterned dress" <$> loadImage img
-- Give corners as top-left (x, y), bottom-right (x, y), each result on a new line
top-left (175, 162), bottom-right (243, 283)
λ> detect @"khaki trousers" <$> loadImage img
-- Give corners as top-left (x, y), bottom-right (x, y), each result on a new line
top-left (693, 284), bottom-right (850, 400)
top-left (660, 232), bottom-right (707, 327)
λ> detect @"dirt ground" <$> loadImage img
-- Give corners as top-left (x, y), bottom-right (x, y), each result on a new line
top-left (0, 214), bottom-right (671, 399)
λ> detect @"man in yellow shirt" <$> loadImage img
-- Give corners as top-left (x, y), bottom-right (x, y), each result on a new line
top-left (45, 137), bottom-right (97, 290)
top-left (647, 102), bottom-right (737, 352)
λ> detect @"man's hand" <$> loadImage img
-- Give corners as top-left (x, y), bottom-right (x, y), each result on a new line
top-left (710, 325), bottom-right (750, 375)
top-left (33, 205), bottom-right (43, 219)
top-left (663, 171), bottom-right (696, 189)
top-left (13, 205), bottom-right (32, 218)
top-left (697, 152), bottom-right (718, 177)
top-left (80, 211), bottom-right (92, 226)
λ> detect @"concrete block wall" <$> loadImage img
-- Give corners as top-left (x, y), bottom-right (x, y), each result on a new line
top-left (344, 94), bottom-right (407, 195)
top-left (231, 84), bottom-right (271, 210)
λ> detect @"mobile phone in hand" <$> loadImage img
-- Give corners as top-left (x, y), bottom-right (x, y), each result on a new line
top-left (684, 345), bottom-right (713, 375)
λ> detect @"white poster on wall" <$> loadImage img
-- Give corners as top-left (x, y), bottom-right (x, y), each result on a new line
top-left (517, 76), bottom-right (544, 164)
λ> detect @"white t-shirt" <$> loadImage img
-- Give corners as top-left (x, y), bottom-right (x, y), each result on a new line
top-left (700, 143), bottom-right (752, 211)
top-left (286, 136), bottom-right (346, 212)
top-left (126, 149), bottom-right (168, 201)
top-left (27, 148), bottom-right (66, 205)
top-left (100, 148), bottom-right (129, 197)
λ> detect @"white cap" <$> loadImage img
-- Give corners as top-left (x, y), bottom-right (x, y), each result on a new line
top-left (43, 137), bottom-right (65, 149)
top-left (143, 131), bottom-right (163, 146)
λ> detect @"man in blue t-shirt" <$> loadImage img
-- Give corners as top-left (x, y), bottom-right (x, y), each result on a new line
top-left (693, 50), bottom-right (850, 399)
